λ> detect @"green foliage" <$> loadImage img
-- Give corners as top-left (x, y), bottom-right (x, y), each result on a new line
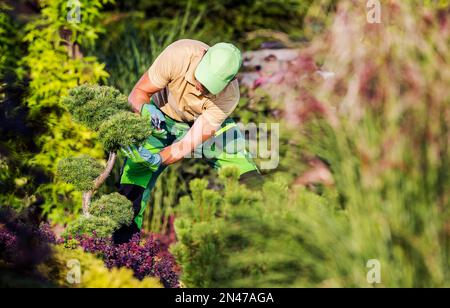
top-left (59, 84), bottom-right (147, 233)
top-left (111, 0), bottom-right (316, 47)
top-left (0, 5), bottom-right (20, 99)
top-left (90, 193), bottom-right (134, 226)
top-left (0, 6), bottom-right (32, 210)
top-left (172, 2), bottom-right (450, 288)
top-left (0, 6), bottom-right (56, 212)
top-left (96, 5), bottom-right (204, 93)
top-left (63, 84), bottom-right (130, 131)
top-left (1, 240), bottom-right (162, 288)
top-left (172, 162), bottom-right (449, 287)
top-left (98, 111), bottom-right (152, 152)
top-left (171, 179), bottom-right (226, 287)
top-left (65, 216), bottom-right (118, 238)
top-left (19, 0), bottom-right (112, 223)
top-left (54, 246), bottom-right (162, 288)
top-left (57, 155), bottom-right (104, 191)
top-left (64, 192), bottom-right (134, 239)
top-left (62, 84), bottom-right (152, 152)
top-left (40, 246), bottom-right (162, 288)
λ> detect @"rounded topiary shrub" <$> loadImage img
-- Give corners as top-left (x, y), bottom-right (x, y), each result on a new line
top-left (65, 216), bottom-right (118, 238)
top-left (98, 111), bottom-right (152, 152)
top-left (62, 84), bottom-right (131, 131)
top-left (56, 155), bottom-right (104, 191)
top-left (90, 193), bottom-right (134, 227)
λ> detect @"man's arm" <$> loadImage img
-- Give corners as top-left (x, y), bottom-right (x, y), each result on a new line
top-left (127, 70), bottom-right (216, 168)
top-left (128, 72), bottom-right (161, 113)
top-left (159, 115), bottom-right (218, 165)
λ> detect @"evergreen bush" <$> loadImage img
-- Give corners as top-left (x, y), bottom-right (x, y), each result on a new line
top-left (90, 193), bottom-right (134, 227)
top-left (65, 216), bottom-right (118, 239)
top-left (20, 0), bottom-right (112, 224)
top-left (98, 111), bottom-right (152, 152)
top-left (56, 155), bottom-right (104, 191)
top-left (59, 84), bottom-right (152, 237)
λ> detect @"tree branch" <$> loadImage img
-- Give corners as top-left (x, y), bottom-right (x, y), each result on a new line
top-left (82, 152), bottom-right (117, 216)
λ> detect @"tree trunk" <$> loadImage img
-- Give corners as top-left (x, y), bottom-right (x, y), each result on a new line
top-left (82, 152), bottom-right (117, 216)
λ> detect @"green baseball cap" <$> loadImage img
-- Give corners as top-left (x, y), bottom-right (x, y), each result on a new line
top-left (194, 42), bottom-right (242, 95)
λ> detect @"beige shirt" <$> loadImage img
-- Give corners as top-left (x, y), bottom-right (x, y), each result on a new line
top-left (148, 39), bottom-right (240, 127)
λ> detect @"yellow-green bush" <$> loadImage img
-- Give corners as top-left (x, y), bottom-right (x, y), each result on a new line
top-left (40, 246), bottom-right (162, 288)
top-left (21, 0), bottom-right (111, 224)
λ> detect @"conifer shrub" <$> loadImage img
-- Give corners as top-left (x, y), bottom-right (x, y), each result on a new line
top-left (90, 193), bottom-right (134, 227)
top-left (58, 84), bottom-right (153, 237)
top-left (64, 193), bottom-right (134, 238)
top-left (65, 216), bottom-right (118, 239)
top-left (63, 84), bottom-right (131, 131)
top-left (56, 155), bottom-right (104, 191)
top-left (98, 111), bottom-right (152, 152)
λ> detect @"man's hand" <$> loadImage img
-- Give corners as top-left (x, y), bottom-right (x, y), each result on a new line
top-left (159, 115), bottom-right (218, 165)
top-left (121, 145), bottom-right (162, 171)
top-left (141, 104), bottom-right (167, 139)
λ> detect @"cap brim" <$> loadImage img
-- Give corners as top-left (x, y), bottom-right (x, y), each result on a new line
top-left (194, 58), bottom-right (228, 95)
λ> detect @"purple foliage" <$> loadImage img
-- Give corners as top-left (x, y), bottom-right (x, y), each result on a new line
top-left (0, 226), bottom-right (18, 259)
top-left (1, 208), bottom-right (179, 288)
top-left (0, 208), bottom-right (52, 268)
top-left (77, 234), bottom-right (179, 288)
top-left (37, 223), bottom-right (57, 244)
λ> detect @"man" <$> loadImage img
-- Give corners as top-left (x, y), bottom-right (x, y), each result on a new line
top-left (114, 39), bottom-right (260, 244)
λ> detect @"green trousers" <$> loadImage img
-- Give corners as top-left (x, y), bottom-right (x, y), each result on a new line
top-left (119, 102), bottom-right (258, 229)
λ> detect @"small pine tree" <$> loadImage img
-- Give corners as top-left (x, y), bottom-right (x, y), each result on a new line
top-left (57, 84), bottom-right (152, 237)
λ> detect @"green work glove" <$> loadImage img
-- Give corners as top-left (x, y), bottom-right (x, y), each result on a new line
top-left (121, 145), bottom-right (162, 172)
top-left (141, 104), bottom-right (167, 139)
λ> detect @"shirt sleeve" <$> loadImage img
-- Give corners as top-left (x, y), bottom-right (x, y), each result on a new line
top-left (147, 42), bottom-right (182, 89)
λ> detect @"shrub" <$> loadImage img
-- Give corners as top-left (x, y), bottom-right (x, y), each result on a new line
top-left (172, 163), bottom-right (449, 287)
top-left (98, 111), bottom-right (152, 152)
top-left (64, 193), bottom-right (134, 239)
top-left (78, 234), bottom-right (180, 288)
top-left (0, 207), bottom-right (162, 288)
top-left (45, 246), bottom-right (162, 288)
top-left (0, 207), bottom-right (54, 269)
top-left (56, 155), bottom-right (104, 191)
top-left (90, 193), bottom-right (134, 227)
top-left (62, 84), bottom-right (131, 131)
top-left (19, 0), bottom-right (111, 224)
top-left (58, 85), bottom-right (152, 228)
top-left (65, 216), bottom-right (118, 239)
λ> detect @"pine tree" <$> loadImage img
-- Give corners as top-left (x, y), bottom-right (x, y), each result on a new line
top-left (57, 84), bottom-right (152, 237)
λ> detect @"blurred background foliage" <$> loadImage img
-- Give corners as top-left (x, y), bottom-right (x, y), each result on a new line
top-left (1, 0), bottom-right (449, 287)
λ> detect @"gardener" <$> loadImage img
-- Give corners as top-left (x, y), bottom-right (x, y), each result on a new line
top-left (114, 39), bottom-right (260, 244)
